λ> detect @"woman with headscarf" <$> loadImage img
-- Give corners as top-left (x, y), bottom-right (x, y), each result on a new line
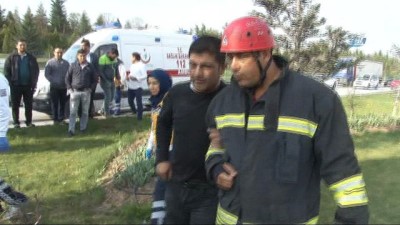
top-left (145, 69), bottom-right (172, 225)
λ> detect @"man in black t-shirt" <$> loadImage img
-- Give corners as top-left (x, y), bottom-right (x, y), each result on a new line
top-left (155, 36), bottom-right (226, 225)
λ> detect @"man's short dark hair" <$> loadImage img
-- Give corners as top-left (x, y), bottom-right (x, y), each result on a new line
top-left (110, 48), bottom-right (119, 56)
top-left (189, 35), bottom-right (225, 66)
top-left (77, 49), bottom-right (86, 55)
top-left (81, 38), bottom-right (90, 47)
top-left (132, 52), bottom-right (141, 61)
top-left (17, 38), bottom-right (27, 43)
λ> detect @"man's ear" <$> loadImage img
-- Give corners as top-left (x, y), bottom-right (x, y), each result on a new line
top-left (259, 50), bottom-right (272, 62)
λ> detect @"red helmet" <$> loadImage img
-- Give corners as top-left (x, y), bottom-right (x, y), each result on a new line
top-left (221, 16), bottom-right (275, 53)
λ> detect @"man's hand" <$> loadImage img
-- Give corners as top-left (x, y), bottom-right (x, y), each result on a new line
top-left (216, 163), bottom-right (237, 190)
top-left (208, 128), bottom-right (223, 148)
top-left (156, 161), bottom-right (172, 181)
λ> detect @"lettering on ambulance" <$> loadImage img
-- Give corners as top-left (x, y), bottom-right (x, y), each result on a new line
top-left (141, 48), bottom-right (151, 64)
top-left (166, 47), bottom-right (189, 76)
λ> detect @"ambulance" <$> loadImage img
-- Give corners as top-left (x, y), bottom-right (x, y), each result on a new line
top-left (33, 28), bottom-right (194, 114)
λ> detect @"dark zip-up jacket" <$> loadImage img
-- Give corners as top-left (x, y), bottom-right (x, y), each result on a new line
top-left (205, 56), bottom-right (369, 224)
top-left (4, 52), bottom-right (39, 88)
top-left (65, 62), bottom-right (97, 91)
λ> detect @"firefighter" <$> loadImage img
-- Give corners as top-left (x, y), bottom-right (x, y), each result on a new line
top-left (205, 16), bottom-right (369, 224)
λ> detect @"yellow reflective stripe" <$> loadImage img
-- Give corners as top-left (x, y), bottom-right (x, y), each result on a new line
top-left (205, 147), bottom-right (225, 161)
top-left (247, 115), bottom-right (265, 130)
top-left (303, 216), bottom-right (319, 224)
top-left (216, 204), bottom-right (238, 225)
top-left (329, 174), bottom-right (368, 207)
top-left (278, 116), bottom-right (317, 138)
top-left (216, 114), bottom-right (245, 129)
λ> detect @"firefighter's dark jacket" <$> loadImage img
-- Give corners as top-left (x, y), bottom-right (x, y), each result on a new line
top-left (4, 51), bottom-right (39, 88)
top-left (205, 56), bottom-right (369, 224)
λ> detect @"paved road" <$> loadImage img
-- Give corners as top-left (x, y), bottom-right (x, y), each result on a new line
top-left (9, 86), bottom-right (394, 128)
top-left (335, 86), bottom-right (393, 96)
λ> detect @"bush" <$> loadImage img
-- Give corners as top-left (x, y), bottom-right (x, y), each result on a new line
top-left (113, 144), bottom-right (155, 191)
top-left (348, 114), bottom-right (400, 132)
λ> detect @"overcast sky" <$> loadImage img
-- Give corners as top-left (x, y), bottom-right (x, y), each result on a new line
top-left (1, 0), bottom-right (398, 54)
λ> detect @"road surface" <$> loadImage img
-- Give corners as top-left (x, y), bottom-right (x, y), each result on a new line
top-left (8, 86), bottom-right (394, 128)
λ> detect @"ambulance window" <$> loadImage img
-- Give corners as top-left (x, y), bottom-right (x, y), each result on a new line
top-left (93, 44), bottom-right (118, 58)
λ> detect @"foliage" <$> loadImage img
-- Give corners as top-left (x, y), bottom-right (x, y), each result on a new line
top-left (20, 8), bottom-right (41, 55)
top-left (194, 24), bottom-right (221, 37)
top-left (341, 92), bottom-right (400, 131)
top-left (1, 12), bottom-right (20, 53)
top-left (113, 144), bottom-right (155, 191)
top-left (49, 0), bottom-right (69, 33)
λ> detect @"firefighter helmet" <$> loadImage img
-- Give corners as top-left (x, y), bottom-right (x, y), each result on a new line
top-left (221, 16), bottom-right (275, 53)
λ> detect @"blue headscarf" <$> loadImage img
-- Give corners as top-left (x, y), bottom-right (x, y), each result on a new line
top-left (148, 69), bottom-right (172, 108)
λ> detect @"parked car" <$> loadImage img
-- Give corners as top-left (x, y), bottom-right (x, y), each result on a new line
top-left (313, 74), bottom-right (337, 90)
top-left (383, 78), bottom-right (393, 87)
top-left (390, 79), bottom-right (400, 90)
top-left (353, 74), bottom-right (380, 89)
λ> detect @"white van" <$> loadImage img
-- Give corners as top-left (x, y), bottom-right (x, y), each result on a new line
top-left (33, 28), bottom-right (194, 114)
top-left (353, 74), bottom-right (380, 89)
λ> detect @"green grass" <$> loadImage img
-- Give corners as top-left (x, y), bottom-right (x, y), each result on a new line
top-left (1, 116), bottom-right (151, 224)
top-left (342, 92), bottom-right (398, 116)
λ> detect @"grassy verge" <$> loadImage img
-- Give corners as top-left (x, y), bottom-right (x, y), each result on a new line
top-left (1, 116), bottom-right (151, 224)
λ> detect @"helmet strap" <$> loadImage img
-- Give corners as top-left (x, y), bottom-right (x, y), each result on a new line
top-left (253, 52), bottom-right (272, 90)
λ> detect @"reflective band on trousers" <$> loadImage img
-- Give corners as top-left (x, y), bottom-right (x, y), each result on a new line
top-left (329, 174), bottom-right (369, 207)
top-left (216, 204), bottom-right (238, 225)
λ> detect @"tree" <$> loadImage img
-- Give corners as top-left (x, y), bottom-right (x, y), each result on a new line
top-left (0, 5), bottom-right (7, 47)
top-left (20, 7), bottom-right (41, 55)
top-left (34, 3), bottom-right (49, 54)
top-left (78, 11), bottom-right (92, 36)
top-left (2, 11), bottom-right (20, 52)
top-left (94, 14), bottom-right (105, 26)
top-left (49, 0), bottom-right (69, 33)
top-left (194, 24), bottom-right (220, 37)
top-left (252, 0), bottom-right (326, 72)
top-left (124, 21), bottom-right (132, 29)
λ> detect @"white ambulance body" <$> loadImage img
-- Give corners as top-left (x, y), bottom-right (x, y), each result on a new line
top-left (33, 28), bottom-right (194, 114)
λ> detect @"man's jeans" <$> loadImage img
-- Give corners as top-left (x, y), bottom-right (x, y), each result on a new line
top-left (100, 80), bottom-right (115, 116)
top-left (68, 89), bottom-right (91, 133)
top-left (164, 181), bottom-right (218, 224)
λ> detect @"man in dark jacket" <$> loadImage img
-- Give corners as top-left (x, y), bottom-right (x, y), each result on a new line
top-left (4, 39), bottom-right (39, 128)
top-left (205, 16), bottom-right (369, 224)
top-left (80, 38), bottom-right (100, 118)
top-left (65, 49), bottom-right (97, 136)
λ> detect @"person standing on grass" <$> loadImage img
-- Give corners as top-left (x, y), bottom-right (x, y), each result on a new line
top-left (3, 38), bottom-right (39, 128)
top-left (156, 36), bottom-right (226, 224)
top-left (80, 38), bottom-right (100, 118)
top-left (113, 57), bottom-right (126, 116)
top-left (44, 48), bottom-right (70, 125)
top-left (65, 49), bottom-right (97, 137)
top-left (126, 52), bottom-right (147, 121)
top-left (145, 69), bottom-right (172, 225)
top-left (0, 74), bottom-right (28, 220)
top-left (99, 48), bottom-right (120, 117)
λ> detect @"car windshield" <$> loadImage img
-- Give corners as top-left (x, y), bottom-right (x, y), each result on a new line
top-left (361, 75), bottom-right (370, 80)
top-left (63, 45), bottom-right (80, 63)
